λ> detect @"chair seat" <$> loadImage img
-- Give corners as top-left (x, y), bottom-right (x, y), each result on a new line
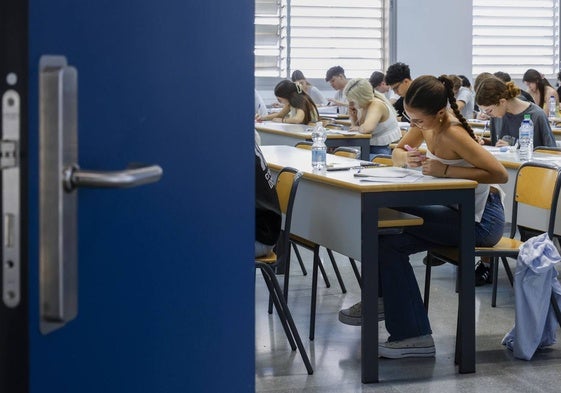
top-left (429, 236), bottom-right (523, 265)
top-left (290, 234), bottom-right (318, 249)
top-left (256, 251), bottom-right (277, 264)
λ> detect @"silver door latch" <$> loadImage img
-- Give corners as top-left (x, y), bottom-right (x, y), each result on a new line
top-left (0, 140), bottom-right (18, 169)
top-left (2, 89), bottom-right (21, 308)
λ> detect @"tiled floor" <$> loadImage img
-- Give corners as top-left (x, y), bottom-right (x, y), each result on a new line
top-left (255, 248), bottom-right (561, 393)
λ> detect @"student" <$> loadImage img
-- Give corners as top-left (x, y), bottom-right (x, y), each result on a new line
top-left (449, 74), bottom-right (475, 119)
top-left (475, 76), bottom-right (556, 149)
top-left (255, 144), bottom-right (281, 257)
top-left (557, 71), bottom-right (561, 99)
top-left (255, 89), bottom-right (268, 118)
top-left (325, 65), bottom-right (349, 114)
top-left (339, 75), bottom-right (508, 359)
top-left (255, 79), bottom-right (319, 124)
top-left (343, 78), bottom-right (401, 158)
top-left (522, 68), bottom-right (559, 116)
top-left (384, 62), bottom-right (414, 122)
top-left (369, 71), bottom-right (398, 104)
top-left (493, 71), bottom-right (534, 103)
top-left (291, 70), bottom-right (328, 106)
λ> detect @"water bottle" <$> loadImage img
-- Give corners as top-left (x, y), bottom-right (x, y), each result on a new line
top-left (311, 122), bottom-right (327, 173)
top-left (549, 95), bottom-right (557, 120)
top-left (518, 114), bottom-right (534, 161)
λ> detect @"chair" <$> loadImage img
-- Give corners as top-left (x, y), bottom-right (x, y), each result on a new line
top-left (294, 141), bottom-right (313, 150)
top-left (371, 154), bottom-right (394, 166)
top-left (333, 146), bottom-right (360, 159)
top-left (255, 167), bottom-right (313, 375)
top-left (424, 161), bottom-right (561, 311)
top-left (534, 146), bottom-right (561, 155)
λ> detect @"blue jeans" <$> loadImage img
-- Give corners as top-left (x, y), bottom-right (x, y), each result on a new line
top-left (378, 192), bottom-right (504, 341)
top-left (369, 145), bottom-right (391, 161)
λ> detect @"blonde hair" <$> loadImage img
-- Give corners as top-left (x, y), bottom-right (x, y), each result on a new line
top-left (344, 78), bottom-right (398, 117)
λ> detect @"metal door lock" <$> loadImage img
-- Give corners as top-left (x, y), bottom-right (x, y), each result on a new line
top-left (0, 140), bottom-right (18, 169)
top-left (2, 89), bottom-right (21, 308)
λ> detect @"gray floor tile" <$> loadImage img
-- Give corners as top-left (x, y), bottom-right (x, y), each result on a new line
top-left (256, 249), bottom-right (561, 392)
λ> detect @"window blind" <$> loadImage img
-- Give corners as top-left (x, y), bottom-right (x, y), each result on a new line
top-left (473, 0), bottom-right (560, 79)
top-left (255, 0), bottom-right (287, 77)
top-left (255, 0), bottom-right (387, 79)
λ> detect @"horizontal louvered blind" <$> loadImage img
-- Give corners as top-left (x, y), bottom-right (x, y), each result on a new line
top-left (289, 0), bottom-right (385, 79)
top-left (254, 0), bottom-right (387, 79)
top-left (255, 0), bottom-right (287, 77)
top-left (472, 0), bottom-right (559, 79)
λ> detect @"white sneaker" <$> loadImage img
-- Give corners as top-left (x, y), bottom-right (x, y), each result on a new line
top-left (379, 334), bottom-right (435, 359)
top-left (338, 298), bottom-right (385, 326)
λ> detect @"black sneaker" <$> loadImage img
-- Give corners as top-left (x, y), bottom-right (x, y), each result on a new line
top-left (475, 260), bottom-right (492, 286)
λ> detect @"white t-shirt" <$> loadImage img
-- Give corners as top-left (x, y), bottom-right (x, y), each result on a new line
top-left (456, 87), bottom-right (475, 119)
top-left (333, 90), bottom-right (348, 115)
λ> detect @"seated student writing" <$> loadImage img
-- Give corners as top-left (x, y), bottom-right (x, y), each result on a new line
top-left (343, 78), bottom-right (401, 159)
top-left (522, 68), bottom-right (559, 117)
top-left (337, 75), bottom-right (508, 358)
top-left (475, 75), bottom-right (556, 148)
top-left (291, 70), bottom-right (328, 106)
top-left (255, 79), bottom-right (319, 125)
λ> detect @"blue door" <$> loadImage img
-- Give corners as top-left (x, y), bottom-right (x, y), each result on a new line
top-left (1, 1), bottom-right (256, 392)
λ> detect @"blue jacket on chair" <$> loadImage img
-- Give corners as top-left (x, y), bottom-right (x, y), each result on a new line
top-left (502, 232), bottom-right (561, 360)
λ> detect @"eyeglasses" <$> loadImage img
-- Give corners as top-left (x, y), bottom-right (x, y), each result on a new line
top-left (479, 105), bottom-right (496, 116)
top-left (402, 111), bottom-right (424, 128)
top-left (390, 80), bottom-right (404, 93)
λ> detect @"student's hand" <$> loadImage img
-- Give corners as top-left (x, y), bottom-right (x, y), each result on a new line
top-left (255, 114), bottom-right (263, 122)
top-left (421, 158), bottom-right (446, 177)
top-left (348, 105), bottom-right (358, 119)
top-left (495, 139), bottom-right (509, 147)
top-left (327, 98), bottom-right (336, 105)
top-left (271, 117), bottom-right (282, 123)
top-left (405, 149), bottom-right (426, 168)
top-left (349, 125), bottom-right (360, 131)
top-left (476, 112), bottom-right (490, 120)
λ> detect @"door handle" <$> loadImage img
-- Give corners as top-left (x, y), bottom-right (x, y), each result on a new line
top-left (39, 55), bottom-right (164, 334)
top-left (64, 164), bottom-right (163, 191)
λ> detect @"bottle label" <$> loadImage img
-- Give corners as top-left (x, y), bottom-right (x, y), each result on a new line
top-left (312, 149), bottom-right (326, 165)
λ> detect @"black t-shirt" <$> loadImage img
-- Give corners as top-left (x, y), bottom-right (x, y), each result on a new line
top-left (255, 145), bottom-right (281, 246)
top-left (393, 97), bottom-right (409, 123)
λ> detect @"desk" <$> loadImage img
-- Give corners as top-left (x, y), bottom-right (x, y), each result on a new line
top-left (261, 145), bottom-right (477, 383)
top-left (256, 121), bottom-right (371, 160)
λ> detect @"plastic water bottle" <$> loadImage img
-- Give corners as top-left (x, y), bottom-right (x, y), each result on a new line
top-left (518, 114), bottom-right (534, 161)
top-left (311, 122), bottom-right (327, 173)
top-left (549, 95), bottom-right (557, 120)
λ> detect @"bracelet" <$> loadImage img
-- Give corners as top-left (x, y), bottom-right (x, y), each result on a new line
top-left (443, 164), bottom-right (449, 177)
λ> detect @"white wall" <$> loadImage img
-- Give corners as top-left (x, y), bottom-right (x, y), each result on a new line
top-left (256, 0), bottom-right (475, 104)
top-left (396, 0), bottom-right (473, 80)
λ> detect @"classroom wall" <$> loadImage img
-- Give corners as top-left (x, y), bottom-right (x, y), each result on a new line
top-left (256, 0), bottom-right (475, 104)
top-left (396, 0), bottom-right (473, 80)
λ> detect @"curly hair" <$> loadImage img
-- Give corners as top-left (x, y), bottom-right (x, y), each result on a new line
top-left (385, 62), bottom-right (411, 85)
top-left (475, 77), bottom-right (519, 107)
